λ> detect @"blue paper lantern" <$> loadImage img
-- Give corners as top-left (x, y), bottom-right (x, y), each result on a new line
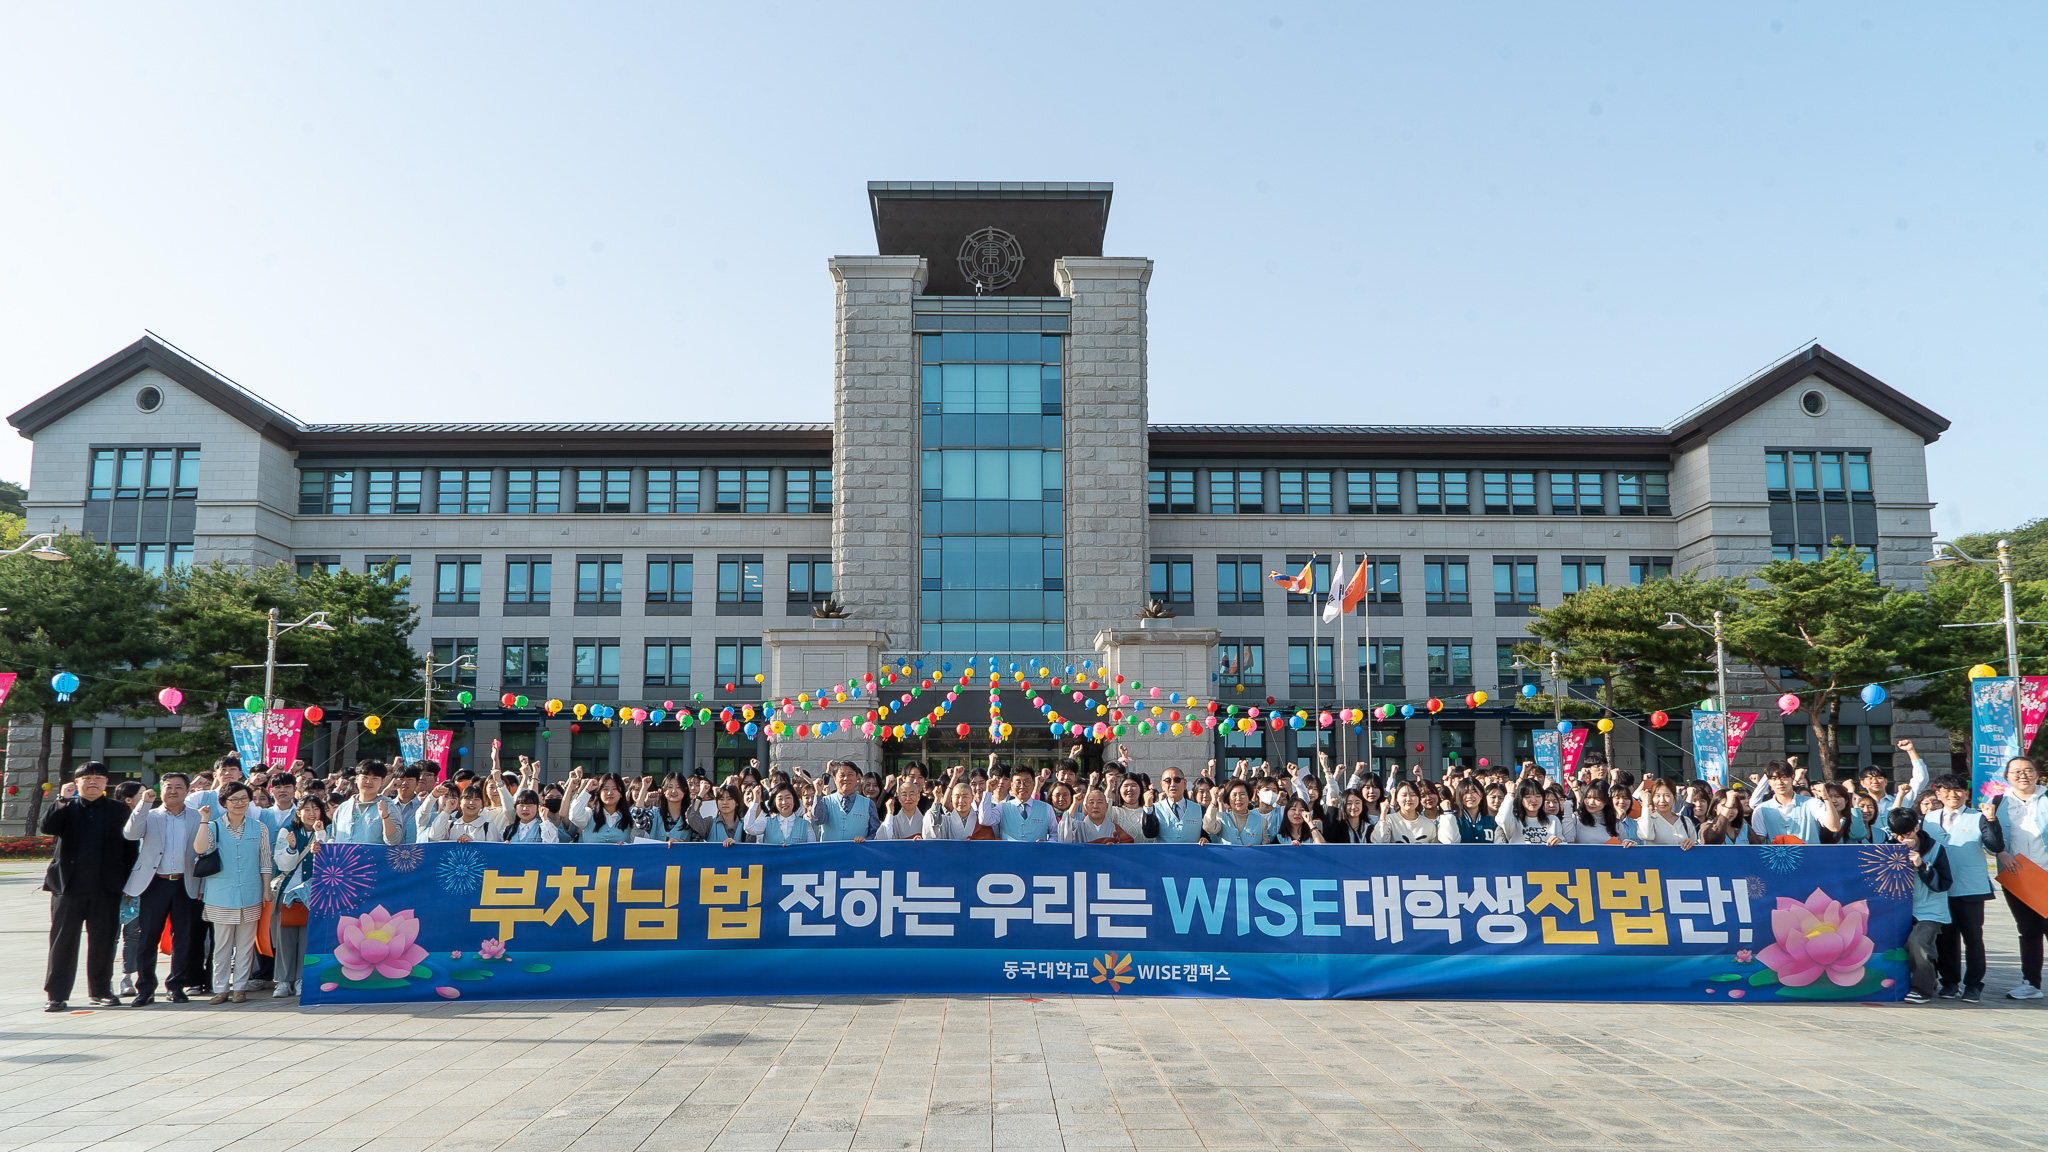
top-left (1558, 720), bottom-right (1573, 733)
top-left (1860, 683), bottom-right (1887, 707)
top-left (413, 718), bottom-right (429, 731)
top-left (1400, 704), bottom-right (1415, 719)
top-left (1521, 683), bottom-right (1538, 698)
top-left (457, 747), bottom-right (468, 756)
top-left (50, 671), bottom-right (79, 701)
top-left (743, 722), bottom-right (758, 738)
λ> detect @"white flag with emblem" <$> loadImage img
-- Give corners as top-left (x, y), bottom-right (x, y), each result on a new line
top-left (1322, 552), bottom-right (1347, 623)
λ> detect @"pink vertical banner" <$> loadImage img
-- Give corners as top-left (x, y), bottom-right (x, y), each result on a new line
top-left (423, 730), bottom-right (455, 780)
top-left (1724, 712), bottom-right (1760, 758)
top-left (263, 708), bottom-right (305, 768)
top-left (0, 671), bottom-right (16, 707)
top-left (2023, 677), bottom-right (2048, 751)
top-left (1560, 729), bottom-right (1590, 775)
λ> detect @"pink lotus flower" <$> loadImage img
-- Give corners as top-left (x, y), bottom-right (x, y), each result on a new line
top-left (334, 905), bottom-right (430, 982)
top-left (1756, 888), bottom-right (1873, 988)
top-left (1735, 949), bottom-right (1753, 964)
top-left (478, 938), bottom-right (506, 961)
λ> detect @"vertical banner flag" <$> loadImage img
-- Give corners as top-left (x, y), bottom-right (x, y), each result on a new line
top-left (1560, 729), bottom-right (1590, 776)
top-left (396, 730), bottom-right (424, 766)
top-left (225, 709), bottom-right (267, 768)
top-left (1725, 712), bottom-right (1760, 759)
top-left (263, 708), bottom-right (305, 768)
top-left (1533, 730), bottom-right (1562, 776)
top-left (424, 730), bottom-right (455, 778)
top-left (1968, 676), bottom-right (2048, 801)
top-left (0, 671), bottom-right (16, 707)
top-left (1692, 710), bottom-right (1731, 788)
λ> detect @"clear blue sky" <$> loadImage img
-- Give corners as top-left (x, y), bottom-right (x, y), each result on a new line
top-left (1, 4), bottom-right (2041, 536)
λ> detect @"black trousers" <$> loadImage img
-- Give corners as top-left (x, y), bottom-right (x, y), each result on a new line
top-left (133, 876), bottom-right (200, 996)
top-left (45, 889), bottom-right (121, 1002)
top-left (1938, 894), bottom-right (1989, 990)
top-left (2007, 888), bottom-right (2047, 987)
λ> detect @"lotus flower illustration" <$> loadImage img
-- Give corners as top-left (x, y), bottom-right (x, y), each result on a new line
top-left (1756, 888), bottom-right (1873, 988)
top-left (334, 905), bottom-right (430, 982)
top-left (478, 938), bottom-right (506, 961)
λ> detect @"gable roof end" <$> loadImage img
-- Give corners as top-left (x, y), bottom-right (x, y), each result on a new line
top-left (7, 335), bottom-right (303, 445)
top-left (1665, 344), bottom-right (1950, 450)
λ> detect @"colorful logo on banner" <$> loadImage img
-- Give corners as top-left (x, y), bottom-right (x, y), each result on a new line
top-left (1725, 712), bottom-right (1759, 759)
top-left (1560, 728), bottom-right (1590, 776)
top-left (1532, 730), bottom-right (1562, 775)
top-left (300, 842), bottom-right (1910, 1007)
top-left (263, 709), bottom-right (305, 768)
top-left (1970, 676), bottom-right (2048, 800)
top-left (225, 709), bottom-right (267, 768)
top-left (1692, 710), bottom-right (1731, 788)
top-left (0, 671), bottom-right (15, 707)
top-left (397, 729), bottom-right (457, 779)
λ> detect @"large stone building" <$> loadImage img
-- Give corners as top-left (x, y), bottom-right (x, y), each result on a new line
top-left (1, 182), bottom-right (1952, 825)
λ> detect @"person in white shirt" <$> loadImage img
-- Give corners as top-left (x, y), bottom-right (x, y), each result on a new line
top-left (1747, 762), bottom-right (1842, 843)
top-left (1633, 778), bottom-right (1698, 849)
top-left (745, 784), bottom-right (817, 845)
top-left (1496, 780), bottom-right (1564, 846)
top-left (1993, 756), bottom-right (2048, 999)
top-left (1373, 782), bottom-right (1438, 844)
top-left (426, 783), bottom-right (503, 843)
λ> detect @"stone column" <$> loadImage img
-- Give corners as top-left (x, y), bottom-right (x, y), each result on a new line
top-left (829, 255), bottom-right (926, 652)
top-left (1056, 257), bottom-right (1153, 650)
top-left (761, 623), bottom-right (892, 773)
top-left (1093, 621), bottom-right (1219, 773)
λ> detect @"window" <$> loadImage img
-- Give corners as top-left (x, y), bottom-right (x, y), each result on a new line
top-left (298, 470), bottom-right (353, 515)
top-left (1361, 639), bottom-right (1403, 687)
top-left (1559, 556), bottom-right (1605, 597)
top-left (717, 554), bottom-right (764, 615)
top-left (1284, 554), bottom-right (1331, 616)
top-left (1424, 557), bottom-right (1469, 604)
top-left (785, 469), bottom-right (832, 513)
top-left (436, 559), bottom-right (481, 604)
top-left (171, 544), bottom-right (193, 571)
top-left (576, 557), bottom-right (623, 603)
top-left (715, 639), bottom-right (762, 697)
top-left (502, 640), bottom-right (549, 689)
top-left (715, 469), bottom-right (771, 514)
top-left (112, 449), bottom-right (143, 498)
top-left (1428, 639), bottom-right (1474, 687)
top-left (507, 470), bottom-right (560, 514)
top-left (1550, 472), bottom-right (1604, 515)
top-left (1289, 639), bottom-right (1334, 690)
top-left (1208, 470), bottom-right (1263, 514)
top-left (294, 555), bottom-right (340, 579)
top-left (432, 639), bottom-right (478, 686)
top-left (142, 449), bottom-right (178, 497)
top-left (1498, 643), bottom-right (1539, 687)
top-left (647, 556), bottom-right (693, 606)
top-left (1482, 472), bottom-right (1537, 515)
top-left (1617, 472), bottom-right (1670, 516)
top-left (1629, 556), bottom-right (1672, 584)
top-left (1414, 471), bottom-right (1468, 515)
top-left (437, 469), bottom-right (492, 514)
top-left (1785, 724), bottom-right (1808, 753)
top-left (1148, 470), bottom-right (1195, 513)
top-left (1346, 471), bottom-right (1400, 515)
top-left (575, 469), bottom-right (630, 514)
top-left (89, 450), bottom-right (114, 499)
top-left (787, 555), bottom-right (833, 611)
top-left (1767, 449), bottom-right (1877, 559)
top-left (1494, 557), bottom-right (1538, 604)
top-left (174, 450), bottom-right (199, 497)
top-left (1278, 471), bottom-right (1332, 515)
top-left (646, 469), bottom-right (700, 514)
top-left (366, 555), bottom-right (411, 590)
top-left (644, 639), bottom-right (691, 690)
top-left (1848, 453), bottom-right (1871, 497)
top-left (1216, 557), bottom-right (1264, 614)
top-left (1218, 639), bottom-right (1264, 689)
top-left (573, 640), bottom-right (620, 687)
top-left (505, 558), bottom-right (552, 604)
top-left (1366, 555), bottom-right (1400, 603)
top-left (137, 544), bottom-right (166, 576)
top-left (1149, 556), bottom-right (1193, 606)
top-left (366, 470), bottom-right (422, 515)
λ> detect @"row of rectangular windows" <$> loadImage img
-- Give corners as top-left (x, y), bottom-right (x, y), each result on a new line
top-left (1148, 554), bottom-right (1678, 610)
top-left (88, 448), bottom-right (201, 500)
top-left (1217, 637), bottom-right (1594, 691)
top-left (297, 468), bottom-right (830, 516)
top-left (1148, 469), bottom-right (1671, 516)
top-left (430, 637), bottom-right (761, 693)
top-left (292, 555), bottom-right (830, 609)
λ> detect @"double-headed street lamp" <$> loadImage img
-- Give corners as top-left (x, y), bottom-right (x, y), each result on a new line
top-left (1659, 610), bottom-right (1728, 717)
top-left (1928, 539), bottom-right (2043, 754)
top-left (231, 609), bottom-right (336, 711)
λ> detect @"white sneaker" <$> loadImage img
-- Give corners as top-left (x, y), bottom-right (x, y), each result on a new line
top-left (272, 983), bottom-right (294, 998)
top-left (2007, 983), bottom-right (2044, 1000)
top-left (120, 975), bottom-right (136, 997)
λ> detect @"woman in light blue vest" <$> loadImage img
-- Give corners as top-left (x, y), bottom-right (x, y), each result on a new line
top-left (192, 782), bottom-right (274, 1004)
top-left (638, 772), bottom-right (699, 842)
top-left (1203, 780), bottom-right (1269, 845)
top-left (1889, 807), bottom-right (1953, 1003)
top-left (691, 785), bottom-right (748, 845)
top-left (1923, 773), bottom-right (2006, 1001)
top-left (746, 784), bottom-right (815, 845)
top-left (568, 772), bottom-right (638, 844)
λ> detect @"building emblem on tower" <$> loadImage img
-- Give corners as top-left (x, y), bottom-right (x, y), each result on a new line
top-left (957, 226), bottom-right (1024, 294)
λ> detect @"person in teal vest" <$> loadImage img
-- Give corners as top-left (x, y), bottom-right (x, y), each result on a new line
top-left (192, 782), bottom-right (274, 1004)
top-left (1889, 807), bottom-right (1953, 1003)
top-left (978, 766), bottom-right (1057, 842)
top-left (1147, 768), bottom-right (1207, 844)
top-left (810, 762), bottom-right (874, 843)
top-left (746, 784), bottom-right (816, 845)
top-left (1923, 773), bottom-right (2006, 1002)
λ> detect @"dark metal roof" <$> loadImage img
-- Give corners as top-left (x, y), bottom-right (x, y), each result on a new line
top-left (1151, 424), bottom-right (1665, 437)
top-left (302, 422), bottom-right (831, 434)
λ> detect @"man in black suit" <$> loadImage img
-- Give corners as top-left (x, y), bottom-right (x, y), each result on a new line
top-left (42, 762), bottom-right (139, 1012)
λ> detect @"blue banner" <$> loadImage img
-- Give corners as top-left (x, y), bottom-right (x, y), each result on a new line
top-left (299, 842), bottom-right (1912, 1005)
top-left (1532, 730), bottom-right (1561, 776)
top-left (225, 709), bottom-right (266, 768)
top-left (1972, 676), bottom-right (2021, 802)
top-left (1691, 710), bottom-right (1729, 788)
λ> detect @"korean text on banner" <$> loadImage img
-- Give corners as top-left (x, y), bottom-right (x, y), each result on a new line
top-left (1692, 711), bottom-right (1731, 789)
top-left (263, 709), bottom-right (305, 768)
top-left (1533, 730), bottom-right (1562, 776)
top-left (226, 709), bottom-right (267, 769)
top-left (1725, 712), bottom-right (1760, 759)
top-left (1560, 729), bottom-right (1590, 776)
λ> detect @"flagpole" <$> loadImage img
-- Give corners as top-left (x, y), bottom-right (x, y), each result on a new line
top-left (1332, 543), bottom-right (1346, 773)
top-left (1310, 555), bottom-right (1320, 771)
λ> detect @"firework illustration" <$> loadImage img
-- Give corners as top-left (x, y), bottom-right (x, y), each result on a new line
top-left (387, 844), bottom-right (425, 873)
top-left (307, 844), bottom-right (378, 916)
top-left (1746, 875), bottom-right (1768, 900)
top-left (1091, 951), bottom-right (1135, 990)
top-left (1857, 844), bottom-right (1916, 901)
top-left (1761, 844), bottom-right (1805, 873)
top-left (436, 846), bottom-right (486, 894)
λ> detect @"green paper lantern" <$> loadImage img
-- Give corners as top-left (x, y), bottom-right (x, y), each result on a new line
top-left (538, 729), bottom-right (551, 739)
top-left (514, 695), bottom-right (530, 709)
top-left (244, 695), bottom-right (265, 712)
top-left (457, 690), bottom-right (474, 706)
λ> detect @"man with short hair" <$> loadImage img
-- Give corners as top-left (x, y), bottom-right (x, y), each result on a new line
top-left (42, 763), bottom-right (139, 1011)
top-left (390, 766), bottom-right (426, 844)
top-left (810, 761), bottom-right (873, 843)
top-left (330, 760), bottom-right (404, 845)
top-left (1147, 768), bottom-right (1206, 844)
top-left (979, 766), bottom-right (1056, 842)
top-left (123, 772), bottom-right (202, 1006)
top-left (1749, 762), bottom-right (1842, 842)
top-left (1924, 772), bottom-right (2004, 1002)
top-left (184, 753), bottom-right (242, 815)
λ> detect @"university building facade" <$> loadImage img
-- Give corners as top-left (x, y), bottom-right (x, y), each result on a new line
top-left (1, 182), bottom-right (1952, 825)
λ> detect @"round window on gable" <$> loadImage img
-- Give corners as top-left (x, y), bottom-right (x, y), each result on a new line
top-left (135, 385), bottom-right (164, 413)
top-left (1799, 389), bottom-right (1827, 417)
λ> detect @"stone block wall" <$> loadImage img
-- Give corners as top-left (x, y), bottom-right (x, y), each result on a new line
top-left (829, 256), bottom-right (926, 651)
top-left (1056, 257), bottom-right (1153, 648)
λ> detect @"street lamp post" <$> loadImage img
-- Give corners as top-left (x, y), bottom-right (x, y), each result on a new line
top-left (229, 609), bottom-right (335, 712)
top-left (423, 652), bottom-right (478, 729)
top-left (1659, 610), bottom-right (1728, 716)
top-left (1928, 539), bottom-right (2041, 760)
top-left (0, 533), bottom-right (69, 562)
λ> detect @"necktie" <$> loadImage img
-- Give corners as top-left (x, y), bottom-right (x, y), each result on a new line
top-left (842, 795), bottom-right (851, 814)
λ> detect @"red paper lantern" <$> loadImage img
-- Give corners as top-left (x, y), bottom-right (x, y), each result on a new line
top-left (956, 723), bottom-right (971, 737)
top-left (501, 693), bottom-right (516, 708)
top-left (303, 705), bottom-right (324, 724)
top-left (1650, 711), bottom-right (1669, 729)
top-left (1415, 743), bottom-right (1425, 752)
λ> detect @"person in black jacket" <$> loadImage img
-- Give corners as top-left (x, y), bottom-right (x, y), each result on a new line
top-left (41, 762), bottom-right (140, 1012)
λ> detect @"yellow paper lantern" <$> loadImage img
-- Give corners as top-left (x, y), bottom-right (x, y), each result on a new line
top-left (1968, 663), bottom-right (1999, 679)
top-left (363, 714), bottom-right (382, 733)
top-left (1597, 718), bottom-right (1614, 733)
top-left (1472, 690), bottom-right (1489, 706)
top-left (1171, 723), bottom-right (1184, 735)
top-left (573, 703), bottom-right (588, 719)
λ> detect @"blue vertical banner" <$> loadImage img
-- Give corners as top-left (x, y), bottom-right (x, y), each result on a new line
top-left (1533, 730), bottom-right (1562, 776)
top-left (1972, 676), bottom-right (2021, 802)
top-left (225, 709), bottom-right (267, 767)
top-left (397, 730), bottom-right (426, 764)
top-left (1691, 711), bottom-right (1729, 788)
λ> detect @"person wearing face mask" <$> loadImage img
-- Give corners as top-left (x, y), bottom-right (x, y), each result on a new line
top-left (1922, 772), bottom-right (2005, 1002)
top-left (1061, 787), bottom-right (1133, 843)
top-left (1203, 780), bottom-right (1270, 845)
top-left (1372, 782), bottom-right (1439, 844)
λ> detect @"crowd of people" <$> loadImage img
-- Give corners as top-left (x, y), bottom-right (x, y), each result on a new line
top-left (37, 735), bottom-right (2047, 1012)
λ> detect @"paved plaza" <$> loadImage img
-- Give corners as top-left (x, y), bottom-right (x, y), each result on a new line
top-left (5, 867), bottom-right (2046, 1152)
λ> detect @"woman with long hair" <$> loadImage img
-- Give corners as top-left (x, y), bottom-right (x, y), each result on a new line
top-left (1325, 789), bottom-right (1375, 844)
top-left (639, 771), bottom-right (698, 842)
top-left (567, 771), bottom-right (638, 844)
top-left (1633, 777), bottom-right (1699, 849)
top-left (1273, 797), bottom-right (1325, 845)
top-left (1439, 780), bottom-right (1501, 844)
top-left (689, 785), bottom-right (747, 846)
top-left (1702, 786), bottom-right (1753, 845)
top-left (1497, 780), bottom-right (1565, 846)
top-left (1564, 782), bottom-right (1635, 845)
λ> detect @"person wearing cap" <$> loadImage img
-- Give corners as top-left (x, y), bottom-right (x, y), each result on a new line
top-left (41, 762), bottom-right (140, 1012)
